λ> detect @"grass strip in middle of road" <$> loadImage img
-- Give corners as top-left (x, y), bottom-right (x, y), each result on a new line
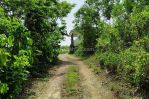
top-left (62, 65), bottom-right (81, 96)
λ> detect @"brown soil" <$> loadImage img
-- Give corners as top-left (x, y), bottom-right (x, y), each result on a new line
top-left (20, 54), bottom-right (115, 99)
top-left (67, 55), bottom-right (115, 99)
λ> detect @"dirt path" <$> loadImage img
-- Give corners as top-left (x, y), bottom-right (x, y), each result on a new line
top-left (67, 55), bottom-right (115, 99)
top-left (24, 54), bottom-right (115, 99)
top-left (25, 55), bottom-right (70, 99)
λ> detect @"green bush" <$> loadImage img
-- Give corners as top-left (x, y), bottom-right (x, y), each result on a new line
top-left (98, 42), bottom-right (149, 87)
top-left (119, 43), bottom-right (149, 86)
top-left (0, 8), bottom-right (32, 98)
top-left (95, 4), bottom-right (149, 88)
top-left (0, 34), bottom-right (31, 98)
top-left (74, 0), bottom-right (149, 96)
top-left (98, 52), bottom-right (121, 74)
top-left (0, 82), bottom-right (8, 94)
top-left (0, 1), bottom-right (72, 98)
top-left (96, 24), bottom-right (121, 52)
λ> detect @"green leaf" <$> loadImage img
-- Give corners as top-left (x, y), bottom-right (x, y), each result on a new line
top-left (27, 37), bottom-right (33, 46)
top-left (0, 34), bottom-right (7, 47)
top-left (8, 36), bottom-right (14, 47)
top-left (0, 49), bottom-right (9, 65)
top-left (0, 82), bottom-right (9, 94)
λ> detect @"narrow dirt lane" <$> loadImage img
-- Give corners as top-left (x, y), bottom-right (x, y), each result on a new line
top-left (26, 55), bottom-right (72, 99)
top-left (25, 54), bottom-right (115, 99)
top-left (67, 55), bottom-right (115, 99)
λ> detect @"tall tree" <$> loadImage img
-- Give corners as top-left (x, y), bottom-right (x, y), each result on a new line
top-left (2, 0), bottom-right (73, 64)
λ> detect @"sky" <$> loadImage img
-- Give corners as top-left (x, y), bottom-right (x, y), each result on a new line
top-left (60, 0), bottom-right (84, 46)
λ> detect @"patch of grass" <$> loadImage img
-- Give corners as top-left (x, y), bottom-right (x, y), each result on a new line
top-left (85, 55), bottom-right (139, 98)
top-left (104, 76), bottom-right (137, 99)
top-left (85, 55), bottom-right (101, 75)
top-left (60, 46), bottom-right (69, 54)
top-left (64, 65), bottom-right (80, 95)
top-left (89, 63), bottom-right (101, 74)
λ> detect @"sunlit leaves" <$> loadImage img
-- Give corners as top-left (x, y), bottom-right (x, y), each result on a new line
top-left (13, 50), bottom-right (30, 68)
top-left (0, 7), bottom-right (4, 17)
top-left (112, 4), bottom-right (124, 18)
top-left (0, 34), bottom-right (7, 47)
top-left (0, 82), bottom-right (8, 94)
top-left (0, 0), bottom-right (72, 98)
top-left (8, 35), bottom-right (14, 47)
top-left (0, 49), bottom-right (9, 66)
top-left (75, 0), bottom-right (149, 89)
top-left (0, 6), bottom-right (32, 98)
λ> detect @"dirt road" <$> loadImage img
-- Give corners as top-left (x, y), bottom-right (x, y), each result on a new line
top-left (67, 55), bottom-right (115, 99)
top-left (25, 54), bottom-right (115, 99)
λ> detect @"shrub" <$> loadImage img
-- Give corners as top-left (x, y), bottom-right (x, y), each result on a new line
top-left (98, 41), bottom-right (149, 87)
top-left (98, 52), bottom-right (121, 74)
top-left (0, 82), bottom-right (8, 94)
top-left (0, 10), bottom-right (32, 98)
top-left (0, 35), bottom-right (31, 98)
top-left (119, 42), bottom-right (149, 86)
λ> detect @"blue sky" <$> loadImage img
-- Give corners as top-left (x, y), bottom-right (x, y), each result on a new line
top-left (60, 0), bottom-right (84, 46)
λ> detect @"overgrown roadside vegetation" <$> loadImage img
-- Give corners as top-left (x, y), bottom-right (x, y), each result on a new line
top-left (60, 46), bottom-right (69, 54)
top-left (85, 55), bottom-right (101, 75)
top-left (0, 1), bottom-right (73, 98)
top-left (74, 0), bottom-right (149, 98)
top-left (62, 65), bottom-right (82, 98)
top-left (85, 55), bottom-right (138, 98)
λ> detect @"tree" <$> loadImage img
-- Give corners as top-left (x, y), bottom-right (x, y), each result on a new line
top-left (1, 0), bottom-right (73, 64)
top-left (0, 0), bottom-right (73, 98)
top-left (75, 0), bottom-right (149, 93)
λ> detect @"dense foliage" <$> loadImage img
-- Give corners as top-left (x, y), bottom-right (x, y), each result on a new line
top-left (0, 0), bottom-right (73, 98)
top-left (75, 0), bottom-right (149, 91)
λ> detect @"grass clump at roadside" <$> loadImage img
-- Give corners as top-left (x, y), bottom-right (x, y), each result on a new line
top-left (85, 54), bottom-right (140, 98)
top-left (85, 55), bottom-right (101, 75)
top-left (60, 46), bottom-right (69, 54)
top-left (63, 65), bottom-right (80, 96)
top-left (89, 63), bottom-right (101, 74)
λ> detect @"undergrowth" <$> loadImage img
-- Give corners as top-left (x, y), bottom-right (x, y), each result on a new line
top-left (85, 55), bottom-right (101, 75)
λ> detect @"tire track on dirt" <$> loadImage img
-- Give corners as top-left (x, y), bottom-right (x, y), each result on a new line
top-left (22, 54), bottom-right (115, 99)
top-left (67, 55), bottom-right (115, 99)
top-left (26, 54), bottom-right (73, 99)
